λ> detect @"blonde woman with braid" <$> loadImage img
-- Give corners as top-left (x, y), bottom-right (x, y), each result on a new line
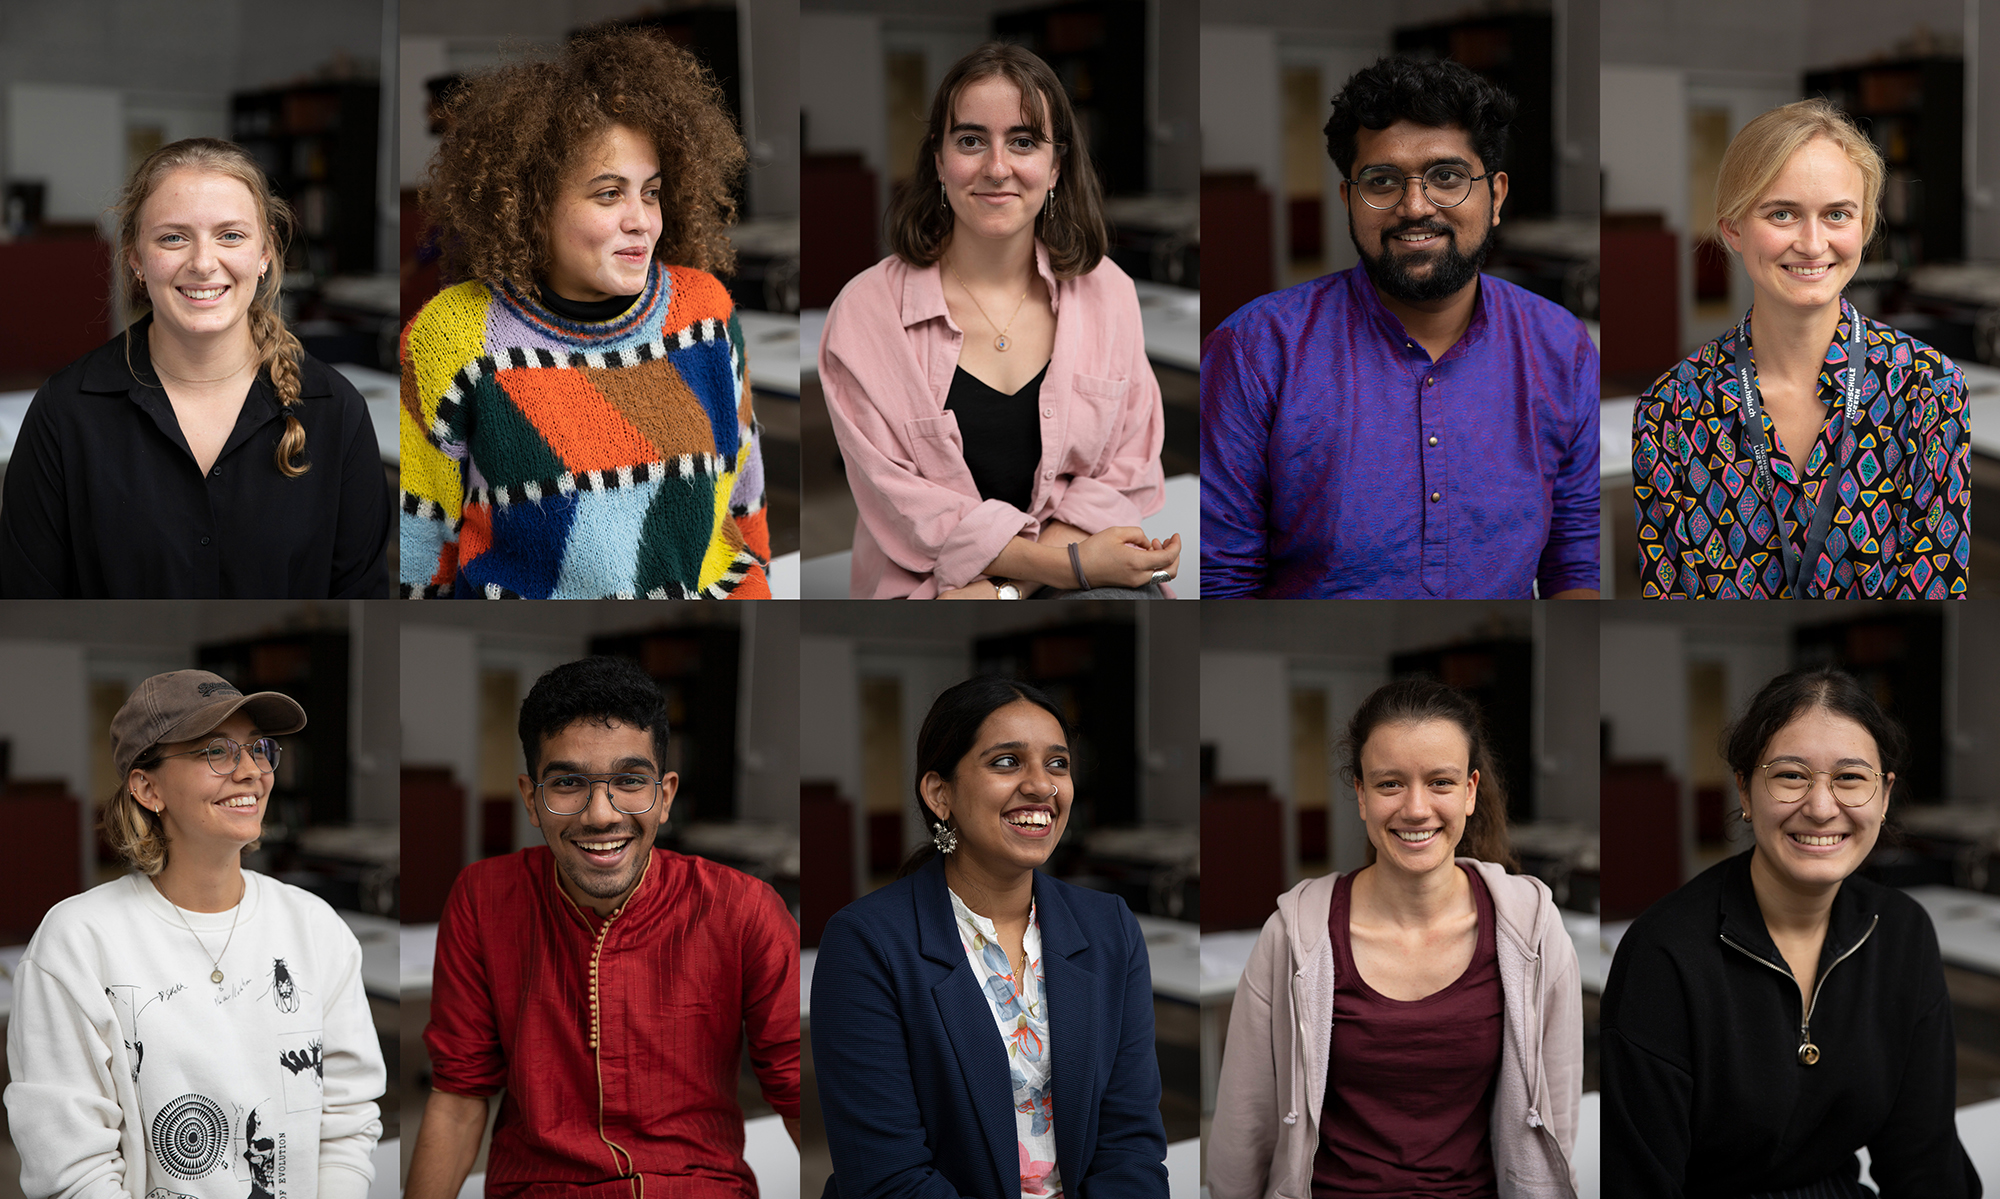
top-left (0, 138), bottom-right (391, 597)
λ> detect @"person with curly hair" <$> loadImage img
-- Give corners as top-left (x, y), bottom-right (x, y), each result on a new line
top-left (0, 138), bottom-right (391, 597)
top-left (1201, 56), bottom-right (1600, 600)
top-left (400, 27), bottom-right (768, 599)
top-left (818, 42), bottom-right (1180, 599)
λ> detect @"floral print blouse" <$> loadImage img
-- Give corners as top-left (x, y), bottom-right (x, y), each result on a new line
top-left (948, 887), bottom-right (1062, 1197)
top-left (1633, 302), bottom-right (1969, 598)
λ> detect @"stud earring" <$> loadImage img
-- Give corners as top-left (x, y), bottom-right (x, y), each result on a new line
top-left (932, 820), bottom-right (958, 855)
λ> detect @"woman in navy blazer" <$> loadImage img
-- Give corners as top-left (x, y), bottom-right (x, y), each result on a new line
top-left (812, 676), bottom-right (1169, 1198)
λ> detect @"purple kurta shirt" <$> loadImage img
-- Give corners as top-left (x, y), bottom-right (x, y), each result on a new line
top-left (1200, 266), bottom-right (1600, 598)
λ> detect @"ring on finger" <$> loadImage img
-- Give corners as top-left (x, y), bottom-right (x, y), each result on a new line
top-left (1150, 569), bottom-right (1171, 585)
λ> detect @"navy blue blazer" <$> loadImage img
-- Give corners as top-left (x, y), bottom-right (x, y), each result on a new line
top-left (812, 854), bottom-right (1169, 1199)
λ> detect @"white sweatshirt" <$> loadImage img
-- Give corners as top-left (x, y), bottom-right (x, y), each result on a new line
top-left (4, 870), bottom-right (384, 1199)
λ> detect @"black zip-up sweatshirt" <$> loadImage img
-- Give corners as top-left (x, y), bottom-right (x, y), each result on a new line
top-left (1601, 849), bottom-right (1979, 1198)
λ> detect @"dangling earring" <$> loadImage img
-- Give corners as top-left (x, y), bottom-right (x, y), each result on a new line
top-left (932, 820), bottom-right (958, 855)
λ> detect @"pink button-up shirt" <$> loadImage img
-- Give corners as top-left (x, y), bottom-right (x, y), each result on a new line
top-left (819, 243), bottom-right (1165, 598)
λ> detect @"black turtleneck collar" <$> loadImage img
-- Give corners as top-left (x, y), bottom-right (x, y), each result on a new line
top-left (536, 283), bottom-right (640, 323)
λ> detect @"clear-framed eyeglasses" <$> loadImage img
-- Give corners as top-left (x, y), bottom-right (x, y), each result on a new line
top-left (1345, 165), bottom-right (1491, 210)
top-left (1756, 761), bottom-right (1883, 807)
top-left (536, 772), bottom-right (663, 816)
top-left (158, 736), bottom-right (281, 775)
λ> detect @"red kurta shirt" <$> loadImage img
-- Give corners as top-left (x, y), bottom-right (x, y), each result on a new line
top-left (426, 845), bottom-right (801, 1198)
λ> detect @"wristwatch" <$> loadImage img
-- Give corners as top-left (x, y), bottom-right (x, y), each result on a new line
top-left (993, 579), bottom-right (1023, 600)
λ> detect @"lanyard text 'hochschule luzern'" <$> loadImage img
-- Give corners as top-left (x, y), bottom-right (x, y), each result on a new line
top-left (1732, 301), bottom-right (1867, 597)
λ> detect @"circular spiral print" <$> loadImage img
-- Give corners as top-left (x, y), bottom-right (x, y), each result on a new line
top-left (150, 1094), bottom-right (227, 1180)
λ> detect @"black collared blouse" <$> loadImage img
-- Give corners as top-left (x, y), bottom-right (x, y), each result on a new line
top-left (0, 318), bottom-right (391, 597)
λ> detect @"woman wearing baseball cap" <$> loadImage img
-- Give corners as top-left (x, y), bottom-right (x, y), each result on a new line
top-left (3, 670), bottom-right (386, 1198)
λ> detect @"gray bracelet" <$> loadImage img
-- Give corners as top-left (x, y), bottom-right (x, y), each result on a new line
top-left (1067, 541), bottom-right (1091, 590)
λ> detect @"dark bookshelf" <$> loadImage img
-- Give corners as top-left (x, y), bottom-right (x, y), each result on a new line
top-left (197, 630), bottom-right (352, 829)
top-left (1794, 611), bottom-right (1945, 804)
top-left (1392, 13), bottom-right (1556, 220)
top-left (973, 621), bottom-right (1138, 829)
top-left (1805, 58), bottom-right (1963, 267)
top-left (587, 626), bottom-right (742, 828)
top-left (1389, 638), bottom-right (1536, 824)
top-left (230, 83), bottom-right (380, 277)
top-left (993, 1), bottom-right (1150, 197)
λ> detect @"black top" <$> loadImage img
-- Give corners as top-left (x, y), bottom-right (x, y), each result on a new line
top-left (537, 284), bottom-right (640, 322)
top-left (944, 363), bottom-right (1047, 512)
top-left (1602, 850), bottom-right (1979, 1198)
top-left (0, 317), bottom-right (392, 598)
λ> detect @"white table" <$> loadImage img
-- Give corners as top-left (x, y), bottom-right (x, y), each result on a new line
top-left (331, 363), bottom-right (402, 465)
top-left (768, 550), bottom-right (799, 599)
top-left (1903, 885), bottom-right (2000, 975)
top-left (739, 310), bottom-right (802, 397)
top-left (0, 943), bottom-right (25, 1021)
top-left (402, 922), bottom-right (439, 995)
top-left (334, 909), bottom-right (401, 1001)
top-left (799, 286), bottom-right (1201, 383)
top-left (798, 472), bottom-right (1201, 599)
top-left (1858, 1095), bottom-right (2000, 1192)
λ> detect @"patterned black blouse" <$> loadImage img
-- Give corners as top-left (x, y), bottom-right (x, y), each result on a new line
top-left (1633, 303), bottom-right (1968, 598)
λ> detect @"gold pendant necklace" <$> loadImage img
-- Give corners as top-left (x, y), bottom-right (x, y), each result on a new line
top-left (947, 260), bottom-right (1031, 352)
top-left (159, 875), bottom-right (244, 984)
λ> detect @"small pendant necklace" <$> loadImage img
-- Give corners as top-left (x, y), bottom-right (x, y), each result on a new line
top-left (159, 875), bottom-right (244, 984)
top-left (947, 260), bottom-right (1031, 352)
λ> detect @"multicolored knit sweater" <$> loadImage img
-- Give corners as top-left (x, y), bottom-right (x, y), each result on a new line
top-left (399, 260), bottom-right (769, 598)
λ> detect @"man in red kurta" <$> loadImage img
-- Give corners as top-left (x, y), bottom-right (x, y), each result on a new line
top-left (407, 656), bottom-right (800, 1198)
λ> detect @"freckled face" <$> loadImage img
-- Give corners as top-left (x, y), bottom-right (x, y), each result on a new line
top-left (1355, 719), bottom-right (1477, 879)
top-left (131, 713), bottom-right (274, 857)
top-left (935, 75), bottom-right (1060, 247)
top-left (546, 124), bottom-right (662, 303)
top-left (129, 170), bottom-right (270, 342)
top-left (1720, 136), bottom-right (1867, 317)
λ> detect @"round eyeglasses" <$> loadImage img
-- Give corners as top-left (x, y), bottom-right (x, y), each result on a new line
top-left (1756, 761), bottom-right (1883, 807)
top-left (536, 772), bottom-right (663, 817)
top-left (158, 736), bottom-right (281, 775)
top-left (1346, 165), bottom-right (1491, 210)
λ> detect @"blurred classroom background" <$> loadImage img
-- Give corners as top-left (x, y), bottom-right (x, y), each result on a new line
top-left (798, 601), bottom-right (1201, 1194)
top-left (795, 0), bottom-right (1201, 597)
top-left (1599, 600), bottom-right (2000, 1187)
top-left (1600, 0), bottom-right (2000, 595)
top-left (1198, 1), bottom-right (1600, 333)
top-left (1199, 600), bottom-right (1603, 1197)
top-left (398, 601), bottom-right (800, 1198)
top-left (0, 601), bottom-right (398, 1199)
top-left (399, 0), bottom-right (803, 577)
top-left (0, 0), bottom-right (400, 527)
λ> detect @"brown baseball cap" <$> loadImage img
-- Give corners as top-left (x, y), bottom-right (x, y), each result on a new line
top-left (111, 670), bottom-right (308, 778)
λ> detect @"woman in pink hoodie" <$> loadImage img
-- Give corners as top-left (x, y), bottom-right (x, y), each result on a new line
top-left (817, 42), bottom-right (1181, 599)
top-left (1210, 679), bottom-right (1582, 1199)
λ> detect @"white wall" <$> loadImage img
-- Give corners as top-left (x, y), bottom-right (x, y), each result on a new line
top-left (349, 601), bottom-right (398, 827)
top-left (401, 624), bottom-right (481, 868)
top-left (1200, 25), bottom-right (1283, 286)
top-left (1142, 604), bottom-right (1199, 828)
top-left (0, 640), bottom-right (92, 893)
top-left (1972, 0), bottom-right (2000, 261)
top-left (800, 11), bottom-right (887, 240)
top-left (1600, 621), bottom-right (1692, 878)
top-left (799, 634), bottom-right (863, 895)
top-left (738, 605), bottom-right (800, 829)
top-left (742, 0), bottom-right (800, 219)
top-left (1538, 603), bottom-right (1601, 829)
top-left (1201, 650), bottom-right (1294, 881)
top-left (7, 84), bottom-right (122, 222)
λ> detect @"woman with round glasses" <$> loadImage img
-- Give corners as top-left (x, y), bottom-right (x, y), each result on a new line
top-left (812, 677), bottom-right (1169, 1195)
top-left (1633, 100), bottom-right (1969, 598)
top-left (4, 670), bottom-right (385, 1198)
top-left (819, 43), bottom-right (1180, 599)
top-left (1603, 667), bottom-right (1978, 1197)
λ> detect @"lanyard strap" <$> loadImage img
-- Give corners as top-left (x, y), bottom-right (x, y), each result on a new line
top-left (1731, 302), bottom-right (1867, 597)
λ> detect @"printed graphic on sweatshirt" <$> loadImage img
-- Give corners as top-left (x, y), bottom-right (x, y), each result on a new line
top-left (151, 1093), bottom-right (229, 1180)
top-left (145, 1189), bottom-right (197, 1199)
top-left (240, 1105), bottom-right (282, 1199)
top-left (270, 958), bottom-right (298, 1013)
top-left (276, 1029), bottom-right (325, 1112)
top-left (107, 985), bottom-right (143, 1081)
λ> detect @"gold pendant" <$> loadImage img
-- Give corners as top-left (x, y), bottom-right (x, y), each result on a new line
top-left (995, 334), bottom-right (1010, 352)
top-left (210, 968), bottom-right (224, 983)
top-left (1798, 1041), bottom-right (1819, 1065)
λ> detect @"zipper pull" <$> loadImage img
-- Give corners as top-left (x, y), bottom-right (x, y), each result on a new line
top-left (1526, 1107), bottom-right (1543, 1128)
top-left (1283, 1111), bottom-right (1298, 1125)
top-left (1798, 1022), bottom-right (1820, 1066)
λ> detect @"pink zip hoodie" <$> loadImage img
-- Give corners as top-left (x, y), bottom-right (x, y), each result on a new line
top-left (1209, 858), bottom-right (1582, 1199)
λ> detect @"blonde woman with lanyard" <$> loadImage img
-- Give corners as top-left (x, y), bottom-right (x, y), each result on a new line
top-left (5, 671), bottom-right (384, 1198)
top-left (1633, 100), bottom-right (1968, 598)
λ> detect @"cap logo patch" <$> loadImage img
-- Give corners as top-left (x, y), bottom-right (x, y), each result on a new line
top-left (196, 682), bottom-right (242, 698)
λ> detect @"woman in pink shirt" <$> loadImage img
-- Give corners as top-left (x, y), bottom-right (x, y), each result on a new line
top-left (819, 42), bottom-right (1181, 599)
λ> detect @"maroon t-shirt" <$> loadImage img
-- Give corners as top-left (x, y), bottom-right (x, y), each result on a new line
top-left (1311, 863), bottom-right (1502, 1198)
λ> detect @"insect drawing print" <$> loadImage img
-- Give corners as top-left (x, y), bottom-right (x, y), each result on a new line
top-left (270, 958), bottom-right (297, 1012)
